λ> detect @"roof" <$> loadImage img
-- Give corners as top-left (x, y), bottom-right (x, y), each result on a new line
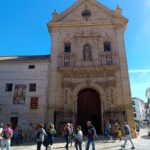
top-left (0, 55), bottom-right (50, 63)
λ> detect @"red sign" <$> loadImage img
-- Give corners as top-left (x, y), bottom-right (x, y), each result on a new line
top-left (30, 97), bottom-right (38, 109)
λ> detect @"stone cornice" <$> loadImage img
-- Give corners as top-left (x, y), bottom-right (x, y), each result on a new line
top-left (48, 19), bottom-right (127, 33)
top-left (58, 65), bottom-right (119, 75)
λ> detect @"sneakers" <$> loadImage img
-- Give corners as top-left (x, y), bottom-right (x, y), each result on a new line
top-left (121, 145), bottom-right (135, 149)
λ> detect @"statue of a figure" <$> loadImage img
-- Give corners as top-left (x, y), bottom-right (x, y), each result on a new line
top-left (83, 44), bottom-right (92, 61)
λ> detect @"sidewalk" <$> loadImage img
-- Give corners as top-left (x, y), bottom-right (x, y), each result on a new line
top-left (11, 128), bottom-right (150, 150)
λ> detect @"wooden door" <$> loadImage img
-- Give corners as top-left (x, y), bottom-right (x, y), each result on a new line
top-left (77, 89), bottom-right (101, 134)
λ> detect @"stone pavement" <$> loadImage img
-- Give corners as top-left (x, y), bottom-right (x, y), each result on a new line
top-left (11, 128), bottom-right (150, 150)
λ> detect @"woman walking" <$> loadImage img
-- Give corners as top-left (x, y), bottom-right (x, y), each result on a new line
top-left (46, 124), bottom-right (56, 150)
top-left (74, 126), bottom-right (83, 150)
top-left (64, 123), bottom-right (71, 150)
top-left (36, 124), bottom-right (47, 150)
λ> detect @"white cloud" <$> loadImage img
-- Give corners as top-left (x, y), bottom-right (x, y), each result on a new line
top-left (129, 69), bottom-right (150, 73)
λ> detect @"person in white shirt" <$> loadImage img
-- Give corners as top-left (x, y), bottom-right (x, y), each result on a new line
top-left (75, 126), bottom-right (83, 150)
top-left (0, 123), bottom-right (4, 147)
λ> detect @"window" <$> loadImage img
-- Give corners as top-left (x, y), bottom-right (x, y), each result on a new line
top-left (5, 83), bottom-right (13, 92)
top-left (81, 9), bottom-right (91, 18)
top-left (106, 55), bottom-right (113, 65)
top-left (64, 43), bottom-right (71, 53)
top-left (28, 65), bottom-right (35, 69)
top-left (134, 113), bottom-right (137, 118)
top-left (29, 83), bottom-right (36, 92)
top-left (133, 107), bottom-right (136, 112)
top-left (132, 101), bottom-right (135, 105)
top-left (104, 42), bottom-right (111, 51)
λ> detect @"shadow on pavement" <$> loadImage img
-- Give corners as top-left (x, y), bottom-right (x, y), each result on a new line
top-left (141, 135), bottom-right (150, 139)
top-left (54, 147), bottom-right (65, 149)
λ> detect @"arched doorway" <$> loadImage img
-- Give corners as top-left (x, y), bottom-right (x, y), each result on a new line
top-left (77, 89), bottom-right (101, 134)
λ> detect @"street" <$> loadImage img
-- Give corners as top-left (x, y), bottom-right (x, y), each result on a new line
top-left (11, 127), bottom-right (150, 150)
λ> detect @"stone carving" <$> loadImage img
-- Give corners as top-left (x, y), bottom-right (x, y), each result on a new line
top-left (83, 44), bottom-right (92, 61)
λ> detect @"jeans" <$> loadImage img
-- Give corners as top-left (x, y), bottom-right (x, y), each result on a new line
top-left (86, 138), bottom-right (95, 150)
top-left (105, 129), bottom-right (111, 140)
top-left (1, 139), bottom-right (11, 150)
top-left (75, 142), bottom-right (82, 150)
top-left (65, 136), bottom-right (70, 150)
top-left (37, 141), bottom-right (42, 150)
top-left (123, 134), bottom-right (134, 148)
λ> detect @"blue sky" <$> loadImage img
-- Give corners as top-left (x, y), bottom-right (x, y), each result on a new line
top-left (0, 0), bottom-right (150, 102)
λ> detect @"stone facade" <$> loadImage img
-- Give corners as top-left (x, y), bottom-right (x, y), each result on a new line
top-left (47, 0), bottom-right (136, 136)
top-left (0, 0), bottom-right (136, 137)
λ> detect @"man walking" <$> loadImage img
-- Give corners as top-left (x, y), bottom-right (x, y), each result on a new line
top-left (86, 121), bottom-right (97, 150)
top-left (121, 122), bottom-right (135, 149)
top-left (0, 123), bottom-right (13, 150)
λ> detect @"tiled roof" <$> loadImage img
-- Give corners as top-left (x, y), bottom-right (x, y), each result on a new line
top-left (0, 55), bottom-right (50, 62)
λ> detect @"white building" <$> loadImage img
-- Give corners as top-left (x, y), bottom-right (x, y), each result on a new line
top-left (0, 55), bottom-right (50, 130)
top-left (132, 97), bottom-right (146, 122)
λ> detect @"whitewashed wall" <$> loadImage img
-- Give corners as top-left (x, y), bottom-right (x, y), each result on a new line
top-left (0, 62), bottom-right (50, 129)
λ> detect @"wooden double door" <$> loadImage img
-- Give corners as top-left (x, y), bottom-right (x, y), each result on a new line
top-left (77, 89), bottom-right (101, 134)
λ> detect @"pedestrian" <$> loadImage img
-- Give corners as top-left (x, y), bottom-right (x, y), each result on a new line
top-left (64, 123), bottom-right (71, 150)
top-left (70, 123), bottom-right (74, 147)
top-left (35, 123), bottom-right (47, 150)
top-left (113, 123), bottom-right (122, 142)
top-left (105, 120), bottom-right (111, 140)
top-left (12, 127), bottom-right (19, 145)
top-left (121, 122), bottom-right (135, 149)
top-left (86, 121), bottom-right (97, 150)
top-left (46, 123), bottom-right (56, 150)
top-left (0, 123), bottom-right (13, 150)
top-left (0, 123), bottom-right (4, 147)
top-left (74, 125), bottom-right (83, 150)
top-left (18, 127), bottom-right (23, 144)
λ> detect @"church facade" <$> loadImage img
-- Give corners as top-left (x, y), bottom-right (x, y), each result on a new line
top-left (0, 0), bottom-right (136, 136)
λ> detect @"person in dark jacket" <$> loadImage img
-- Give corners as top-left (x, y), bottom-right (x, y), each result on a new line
top-left (86, 121), bottom-right (97, 150)
top-left (36, 124), bottom-right (47, 150)
top-left (121, 122), bottom-right (135, 149)
top-left (46, 123), bottom-right (56, 150)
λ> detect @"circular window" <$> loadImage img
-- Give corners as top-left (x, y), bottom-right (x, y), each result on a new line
top-left (81, 9), bottom-right (91, 18)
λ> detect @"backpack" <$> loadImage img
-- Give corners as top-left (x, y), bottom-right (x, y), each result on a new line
top-left (88, 127), bottom-right (96, 139)
top-left (2, 129), bottom-right (10, 139)
top-left (36, 130), bottom-right (43, 142)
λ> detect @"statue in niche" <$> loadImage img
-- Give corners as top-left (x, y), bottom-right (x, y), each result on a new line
top-left (83, 44), bottom-right (92, 61)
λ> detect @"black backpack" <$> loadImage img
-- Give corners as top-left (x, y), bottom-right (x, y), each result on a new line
top-left (36, 130), bottom-right (42, 141)
top-left (2, 129), bottom-right (9, 139)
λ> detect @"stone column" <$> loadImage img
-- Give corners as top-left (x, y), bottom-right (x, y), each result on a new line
top-left (47, 30), bottom-right (59, 123)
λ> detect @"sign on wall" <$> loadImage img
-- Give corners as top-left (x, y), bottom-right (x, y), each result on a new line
top-left (30, 97), bottom-right (38, 109)
top-left (13, 85), bottom-right (26, 104)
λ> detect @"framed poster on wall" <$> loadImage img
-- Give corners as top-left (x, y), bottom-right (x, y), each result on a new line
top-left (13, 84), bottom-right (26, 104)
top-left (30, 97), bottom-right (38, 109)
